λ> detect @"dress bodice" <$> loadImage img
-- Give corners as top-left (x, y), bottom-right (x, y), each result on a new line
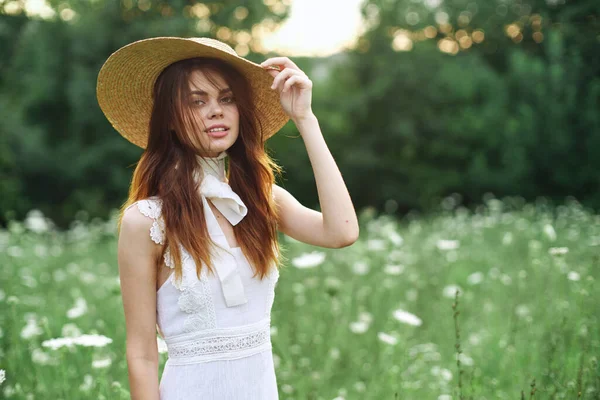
top-left (127, 195), bottom-right (279, 366)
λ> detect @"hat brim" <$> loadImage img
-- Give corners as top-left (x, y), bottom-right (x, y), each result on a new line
top-left (96, 37), bottom-right (289, 149)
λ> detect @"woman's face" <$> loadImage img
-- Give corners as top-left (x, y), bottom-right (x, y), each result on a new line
top-left (186, 69), bottom-right (240, 157)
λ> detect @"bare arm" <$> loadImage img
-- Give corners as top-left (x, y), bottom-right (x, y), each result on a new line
top-left (118, 206), bottom-right (162, 400)
top-left (271, 116), bottom-right (359, 248)
top-left (262, 56), bottom-right (359, 248)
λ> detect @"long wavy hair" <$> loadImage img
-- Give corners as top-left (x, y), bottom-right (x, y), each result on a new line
top-left (117, 57), bottom-right (286, 285)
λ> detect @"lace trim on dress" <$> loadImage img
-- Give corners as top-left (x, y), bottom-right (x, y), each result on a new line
top-left (165, 317), bottom-right (272, 365)
top-left (137, 198), bottom-right (165, 245)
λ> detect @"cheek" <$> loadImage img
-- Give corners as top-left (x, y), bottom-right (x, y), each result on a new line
top-left (230, 108), bottom-right (240, 128)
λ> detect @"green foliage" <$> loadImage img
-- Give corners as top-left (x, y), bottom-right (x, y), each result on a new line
top-left (303, 0), bottom-right (600, 212)
top-left (1, 198), bottom-right (599, 398)
top-left (0, 0), bottom-right (599, 226)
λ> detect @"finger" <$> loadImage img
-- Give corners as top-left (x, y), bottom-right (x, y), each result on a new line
top-left (282, 75), bottom-right (300, 93)
top-left (282, 75), bottom-right (312, 93)
top-left (261, 56), bottom-right (300, 71)
top-left (271, 68), bottom-right (302, 91)
top-left (270, 67), bottom-right (295, 90)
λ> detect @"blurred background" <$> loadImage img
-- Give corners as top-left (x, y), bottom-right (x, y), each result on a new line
top-left (1, 1), bottom-right (600, 399)
top-left (1, 0), bottom-right (598, 227)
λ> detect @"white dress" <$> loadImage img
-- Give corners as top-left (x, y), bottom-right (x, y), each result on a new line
top-left (127, 194), bottom-right (280, 400)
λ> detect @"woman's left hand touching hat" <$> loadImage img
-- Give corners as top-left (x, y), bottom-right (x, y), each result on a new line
top-left (261, 57), bottom-right (313, 123)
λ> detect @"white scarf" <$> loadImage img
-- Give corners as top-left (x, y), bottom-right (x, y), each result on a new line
top-left (193, 150), bottom-right (248, 225)
top-left (193, 150), bottom-right (249, 307)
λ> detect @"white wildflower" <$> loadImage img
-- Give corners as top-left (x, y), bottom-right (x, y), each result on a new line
top-left (31, 348), bottom-right (57, 365)
top-left (377, 332), bottom-right (398, 345)
top-left (392, 309), bottom-right (422, 326)
top-left (467, 272), bottom-right (484, 285)
top-left (440, 368), bottom-right (453, 381)
top-left (359, 311), bottom-right (373, 324)
top-left (353, 381), bottom-right (367, 392)
top-left (80, 272), bottom-right (97, 284)
top-left (367, 239), bottom-right (386, 251)
top-left (567, 271), bottom-right (580, 281)
top-left (75, 334), bottom-right (113, 347)
top-left (383, 264), bottom-right (405, 275)
top-left (42, 334), bottom-right (112, 350)
top-left (66, 297), bottom-right (88, 319)
top-left (468, 333), bottom-right (481, 346)
top-left (349, 321), bottom-right (369, 334)
top-left (79, 374), bottom-right (93, 392)
top-left (529, 240), bottom-right (543, 251)
top-left (436, 239), bottom-right (460, 250)
top-left (61, 323), bottom-right (82, 338)
top-left (291, 252), bottom-right (326, 269)
top-left (515, 304), bottom-right (530, 318)
top-left (549, 247), bottom-right (569, 256)
top-left (389, 231), bottom-right (404, 246)
top-left (24, 210), bottom-right (49, 234)
top-left (431, 366), bottom-right (453, 381)
top-left (20, 319), bottom-right (43, 340)
top-left (91, 357), bottom-right (112, 369)
top-left (0, 369), bottom-right (5, 385)
top-left (502, 232), bottom-right (513, 245)
top-left (543, 224), bottom-right (557, 241)
top-left (443, 284), bottom-right (462, 298)
top-left (352, 261), bottom-right (370, 275)
top-left (42, 337), bottom-right (76, 350)
top-left (459, 353), bottom-right (474, 366)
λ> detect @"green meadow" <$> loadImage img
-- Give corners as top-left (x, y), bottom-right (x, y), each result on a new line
top-left (1, 196), bottom-right (599, 399)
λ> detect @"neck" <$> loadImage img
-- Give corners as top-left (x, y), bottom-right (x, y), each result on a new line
top-left (195, 150), bottom-right (228, 183)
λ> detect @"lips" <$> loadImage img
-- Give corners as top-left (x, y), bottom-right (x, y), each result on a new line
top-left (207, 128), bottom-right (229, 138)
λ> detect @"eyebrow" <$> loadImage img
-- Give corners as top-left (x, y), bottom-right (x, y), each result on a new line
top-left (189, 88), bottom-right (232, 96)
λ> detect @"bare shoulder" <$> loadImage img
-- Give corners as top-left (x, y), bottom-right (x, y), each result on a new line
top-left (118, 203), bottom-right (165, 275)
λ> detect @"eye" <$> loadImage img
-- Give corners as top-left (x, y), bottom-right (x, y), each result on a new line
top-left (221, 96), bottom-right (235, 103)
top-left (192, 99), bottom-right (205, 105)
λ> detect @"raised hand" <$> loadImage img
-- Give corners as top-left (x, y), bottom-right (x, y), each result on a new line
top-left (261, 57), bottom-right (314, 123)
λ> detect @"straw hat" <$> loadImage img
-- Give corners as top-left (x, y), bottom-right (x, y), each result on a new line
top-left (96, 37), bottom-right (289, 149)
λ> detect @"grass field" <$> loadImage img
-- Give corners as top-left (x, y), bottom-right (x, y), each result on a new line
top-left (1, 196), bottom-right (599, 399)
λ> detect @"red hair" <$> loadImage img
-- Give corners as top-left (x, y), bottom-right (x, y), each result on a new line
top-left (117, 57), bottom-right (287, 284)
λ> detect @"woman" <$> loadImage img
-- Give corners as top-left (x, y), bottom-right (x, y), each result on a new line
top-left (96, 37), bottom-right (359, 399)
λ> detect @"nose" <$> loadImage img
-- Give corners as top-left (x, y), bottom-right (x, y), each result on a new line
top-left (206, 99), bottom-right (223, 119)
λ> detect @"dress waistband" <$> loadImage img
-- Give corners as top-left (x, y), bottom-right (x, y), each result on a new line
top-left (165, 318), bottom-right (272, 365)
